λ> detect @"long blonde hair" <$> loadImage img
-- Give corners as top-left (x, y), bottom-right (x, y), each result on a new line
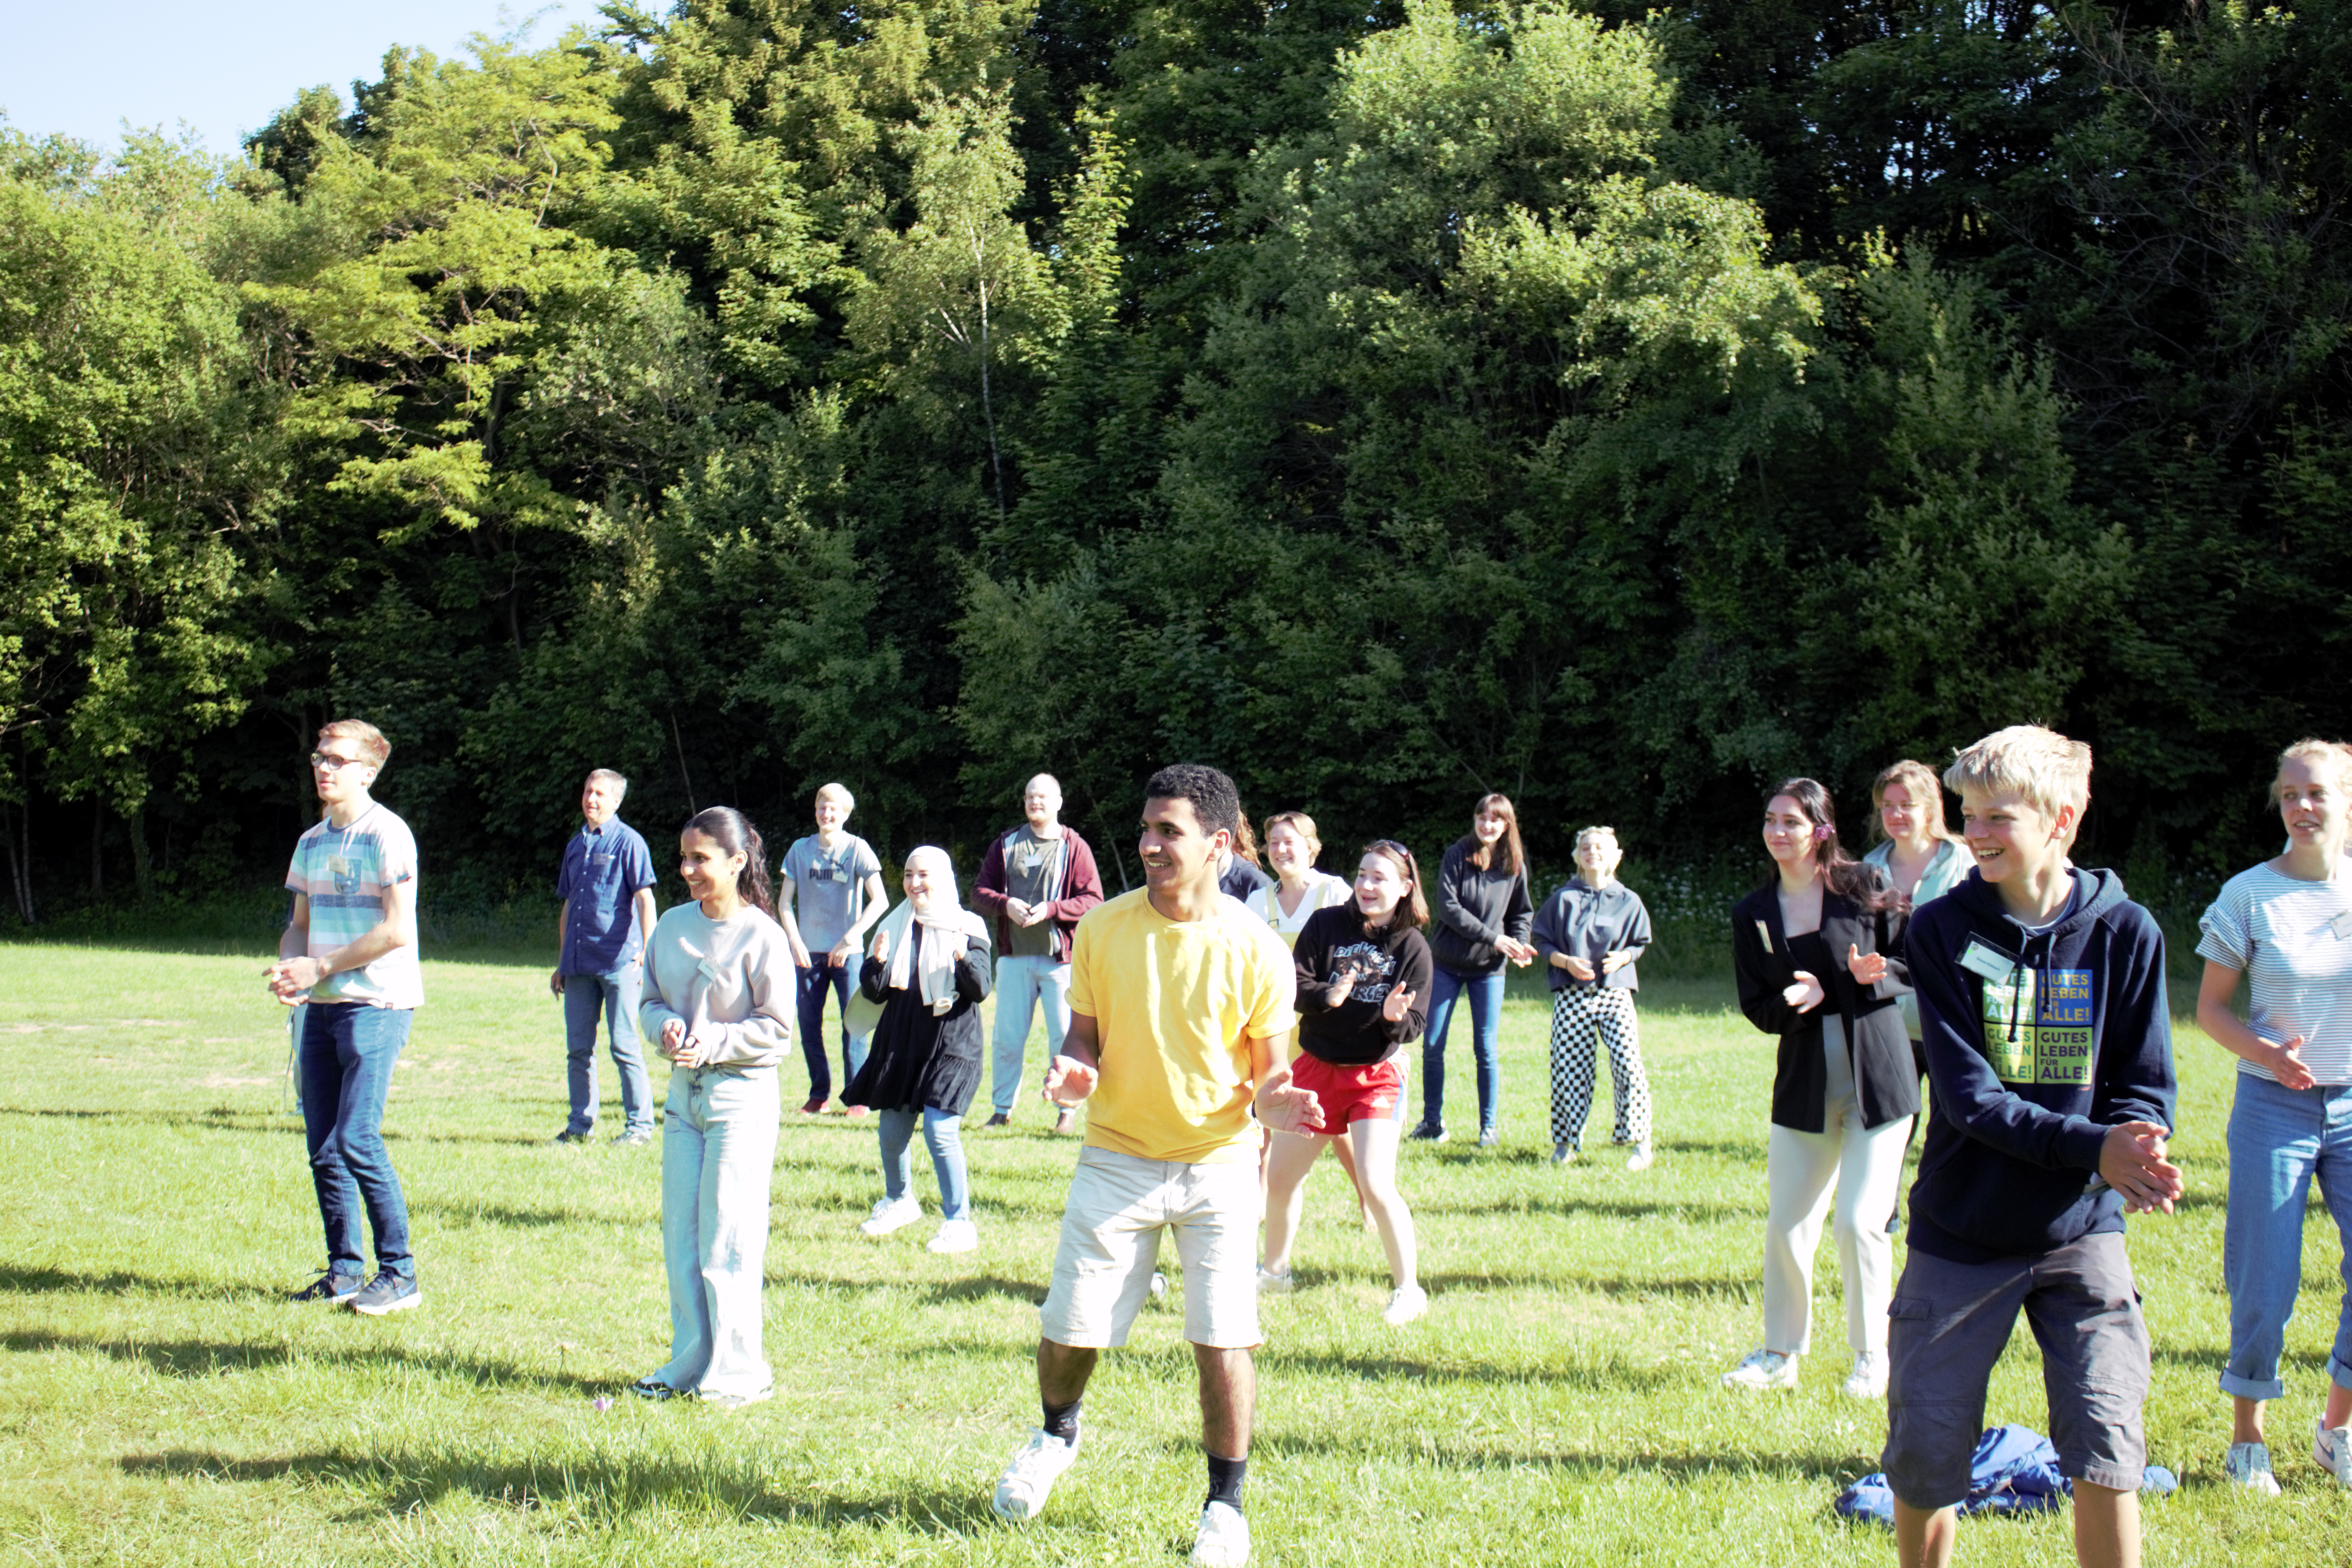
top-left (1869, 759), bottom-right (1958, 846)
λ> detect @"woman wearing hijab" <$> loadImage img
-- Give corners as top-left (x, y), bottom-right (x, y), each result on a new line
top-left (846, 847), bottom-right (995, 1254)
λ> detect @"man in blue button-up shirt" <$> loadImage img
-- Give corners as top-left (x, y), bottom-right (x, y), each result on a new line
top-left (549, 769), bottom-right (660, 1145)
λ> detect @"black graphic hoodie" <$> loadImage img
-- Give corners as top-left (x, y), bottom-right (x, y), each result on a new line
top-left (1906, 865), bottom-right (2177, 1264)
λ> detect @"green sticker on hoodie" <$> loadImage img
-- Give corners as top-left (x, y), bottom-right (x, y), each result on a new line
top-left (1980, 967), bottom-right (2095, 1086)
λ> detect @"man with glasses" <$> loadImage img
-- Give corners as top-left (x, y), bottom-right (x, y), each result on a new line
top-left (265, 720), bottom-right (424, 1316)
top-left (549, 769), bottom-right (660, 1147)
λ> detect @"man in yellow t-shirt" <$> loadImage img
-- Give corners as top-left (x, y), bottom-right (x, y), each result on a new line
top-left (990, 764), bottom-right (1318, 1568)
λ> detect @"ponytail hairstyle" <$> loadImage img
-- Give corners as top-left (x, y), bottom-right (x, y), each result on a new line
top-left (1762, 777), bottom-right (1899, 912)
top-left (1362, 839), bottom-right (1430, 931)
top-left (1463, 793), bottom-right (1525, 877)
top-left (685, 806), bottom-right (775, 917)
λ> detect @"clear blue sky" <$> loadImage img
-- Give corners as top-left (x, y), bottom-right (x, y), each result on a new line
top-left (0, 1), bottom-right (608, 157)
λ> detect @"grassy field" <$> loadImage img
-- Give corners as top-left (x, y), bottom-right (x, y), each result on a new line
top-left (0, 941), bottom-right (2342, 1565)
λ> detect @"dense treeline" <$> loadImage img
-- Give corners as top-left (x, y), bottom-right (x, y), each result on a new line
top-left (3, 0), bottom-right (2347, 923)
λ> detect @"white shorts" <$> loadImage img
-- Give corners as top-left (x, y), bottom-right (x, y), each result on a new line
top-left (1039, 1146), bottom-right (1262, 1349)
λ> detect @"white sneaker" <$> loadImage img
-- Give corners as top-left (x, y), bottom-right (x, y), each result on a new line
top-left (1721, 1348), bottom-right (1800, 1391)
top-left (992, 1427), bottom-right (1079, 1521)
top-left (926, 1219), bottom-right (979, 1254)
top-left (2226, 1441), bottom-right (2282, 1496)
top-left (1382, 1284), bottom-right (1429, 1325)
top-left (1190, 1499), bottom-right (1250, 1566)
top-left (858, 1195), bottom-right (921, 1236)
top-left (1624, 1142), bottom-right (1654, 1172)
top-left (1842, 1351), bottom-right (1887, 1399)
top-left (2315, 1417), bottom-right (2352, 1489)
top-left (1254, 1265), bottom-right (1294, 1295)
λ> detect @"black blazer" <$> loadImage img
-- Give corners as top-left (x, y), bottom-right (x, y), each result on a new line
top-left (1730, 877), bottom-right (1916, 1133)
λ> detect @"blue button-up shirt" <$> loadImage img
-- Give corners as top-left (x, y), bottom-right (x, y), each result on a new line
top-left (557, 818), bottom-right (657, 975)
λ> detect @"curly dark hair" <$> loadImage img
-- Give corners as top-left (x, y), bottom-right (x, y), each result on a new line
top-left (1142, 763), bottom-right (1242, 840)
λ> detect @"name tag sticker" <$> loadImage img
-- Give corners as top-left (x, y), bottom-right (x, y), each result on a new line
top-left (1754, 919), bottom-right (1773, 955)
top-left (696, 957), bottom-right (723, 983)
top-left (1960, 940), bottom-right (2018, 985)
top-left (2332, 910), bottom-right (2352, 941)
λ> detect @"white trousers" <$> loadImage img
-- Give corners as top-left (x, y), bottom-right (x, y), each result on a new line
top-left (652, 1063), bottom-right (779, 1397)
top-left (1762, 1016), bottom-right (1912, 1357)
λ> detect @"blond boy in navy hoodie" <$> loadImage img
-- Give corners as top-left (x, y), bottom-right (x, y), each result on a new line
top-left (1886, 727), bottom-right (2183, 1568)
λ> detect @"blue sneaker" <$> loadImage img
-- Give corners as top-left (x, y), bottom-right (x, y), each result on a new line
top-left (290, 1270), bottom-right (363, 1303)
top-left (346, 1273), bottom-right (422, 1317)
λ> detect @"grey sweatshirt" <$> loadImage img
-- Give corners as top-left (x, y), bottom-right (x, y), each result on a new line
top-left (638, 902), bottom-right (796, 1069)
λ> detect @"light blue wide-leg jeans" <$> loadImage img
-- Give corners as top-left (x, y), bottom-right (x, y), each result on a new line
top-left (2221, 1071), bottom-right (2352, 1401)
top-left (650, 1063), bottom-right (780, 1398)
top-left (990, 954), bottom-right (1072, 1115)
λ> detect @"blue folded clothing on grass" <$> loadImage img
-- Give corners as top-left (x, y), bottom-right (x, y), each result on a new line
top-left (1835, 1425), bottom-right (2177, 1526)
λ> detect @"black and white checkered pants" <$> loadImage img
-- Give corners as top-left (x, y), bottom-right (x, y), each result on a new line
top-left (1548, 986), bottom-right (1650, 1148)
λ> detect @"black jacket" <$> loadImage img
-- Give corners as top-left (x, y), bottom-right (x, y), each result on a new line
top-left (1430, 838), bottom-right (1534, 977)
top-left (1293, 905), bottom-right (1435, 1067)
top-left (1906, 867), bottom-right (2176, 1264)
top-left (1730, 874), bottom-right (1916, 1132)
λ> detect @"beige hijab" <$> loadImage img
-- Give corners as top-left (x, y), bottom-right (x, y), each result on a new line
top-left (874, 846), bottom-right (990, 1015)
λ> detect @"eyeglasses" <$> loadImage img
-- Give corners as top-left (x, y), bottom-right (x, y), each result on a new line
top-left (310, 752), bottom-right (368, 772)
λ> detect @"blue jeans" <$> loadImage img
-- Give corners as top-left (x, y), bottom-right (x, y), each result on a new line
top-left (2222, 1071), bottom-right (2352, 1401)
top-left (654, 1063), bottom-right (779, 1398)
top-left (299, 1002), bottom-right (415, 1283)
top-left (562, 964), bottom-right (651, 1135)
top-left (1422, 966), bottom-right (1504, 1131)
top-left (990, 955), bottom-right (1072, 1114)
top-left (797, 955), bottom-right (869, 1103)
top-left (879, 1107), bottom-right (970, 1220)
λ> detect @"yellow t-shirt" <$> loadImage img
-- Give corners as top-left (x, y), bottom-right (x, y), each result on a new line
top-left (1067, 888), bottom-right (1300, 1165)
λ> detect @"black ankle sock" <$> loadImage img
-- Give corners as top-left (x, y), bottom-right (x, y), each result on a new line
top-left (1042, 1397), bottom-right (1082, 1446)
top-left (1205, 1453), bottom-right (1247, 1512)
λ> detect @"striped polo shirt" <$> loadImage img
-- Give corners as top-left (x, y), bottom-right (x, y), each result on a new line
top-left (285, 804), bottom-right (424, 1009)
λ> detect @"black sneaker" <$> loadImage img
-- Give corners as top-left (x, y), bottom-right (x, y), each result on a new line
top-left (553, 1127), bottom-right (592, 1144)
top-left (984, 1112), bottom-right (1011, 1128)
top-left (346, 1273), bottom-right (422, 1316)
top-left (291, 1270), bottom-right (363, 1303)
top-left (1408, 1121), bottom-right (1448, 1143)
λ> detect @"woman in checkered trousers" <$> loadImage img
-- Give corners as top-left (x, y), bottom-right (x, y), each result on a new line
top-left (1531, 828), bottom-right (1655, 1168)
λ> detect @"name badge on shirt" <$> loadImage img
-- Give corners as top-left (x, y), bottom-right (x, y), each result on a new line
top-left (1960, 939), bottom-right (2019, 987)
top-left (696, 957), bottom-right (724, 983)
top-left (2332, 910), bottom-right (2352, 941)
top-left (1753, 919), bottom-right (1773, 955)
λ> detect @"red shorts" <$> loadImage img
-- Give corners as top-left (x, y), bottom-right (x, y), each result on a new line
top-left (1287, 1052), bottom-right (1401, 1131)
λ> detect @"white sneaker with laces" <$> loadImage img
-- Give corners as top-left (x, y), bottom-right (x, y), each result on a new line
top-left (992, 1427), bottom-right (1079, 1521)
top-left (1190, 1500), bottom-right (1250, 1566)
top-left (2226, 1441), bottom-right (2282, 1496)
top-left (926, 1218), bottom-right (979, 1254)
top-left (858, 1195), bottom-right (921, 1236)
top-left (1382, 1284), bottom-right (1429, 1326)
top-left (1624, 1142), bottom-right (1654, 1172)
top-left (1254, 1265), bottom-right (1294, 1295)
top-left (2315, 1418), bottom-right (2352, 1489)
top-left (1842, 1351), bottom-right (1887, 1399)
top-left (1721, 1348), bottom-right (1800, 1391)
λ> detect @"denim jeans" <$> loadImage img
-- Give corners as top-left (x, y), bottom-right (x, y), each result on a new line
top-left (2221, 1070), bottom-right (2352, 1401)
top-left (797, 955), bottom-right (869, 1103)
top-left (652, 1063), bottom-right (779, 1399)
top-left (299, 1002), bottom-right (415, 1283)
top-left (1421, 965), bottom-right (1504, 1131)
top-left (562, 963), bottom-right (651, 1135)
top-left (879, 1107), bottom-right (970, 1220)
top-left (990, 954), bottom-right (1072, 1115)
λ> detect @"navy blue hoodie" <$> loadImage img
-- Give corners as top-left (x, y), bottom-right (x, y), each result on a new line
top-left (1906, 865), bottom-right (2177, 1265)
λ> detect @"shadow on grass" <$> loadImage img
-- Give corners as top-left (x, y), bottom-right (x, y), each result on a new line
top-left (775, 1269), bottom-right (1047, 1306)
top-left (1250, 1433), bottom-right (1872, 1482)
top-left (4, 1329), bottom-right (602, 1391)
top-left (1411, 1191), bottom-right (1760, 1224)
top-left (116, 1446), bottom-right (1002, 1531)
top-left (0, 1103), bottom-right (545, 1147)
top-left (1262, 1345), bottom-right (1686, 1393)
top-left (0, 1263), bottom-right (288, 1303)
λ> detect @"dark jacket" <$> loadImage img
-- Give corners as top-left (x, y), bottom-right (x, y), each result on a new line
top-left (971, 824), bottom-right (1105, 965)
top-left (1292, 905), bottom-right (1435, 1068)
top-left (1218, 856), bottom-right (1272, 902)
top-left (1906, 867), bottom-right (2176, 1264)
top-left (1532, 878), bottom-right (1653, 993)
top-left (1730, 873), bottom-right (1916, 1133)
top-left (848, 942), bottom-right (993, 1115)
top-left (1430, 838), bottom-right (1534, 977)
